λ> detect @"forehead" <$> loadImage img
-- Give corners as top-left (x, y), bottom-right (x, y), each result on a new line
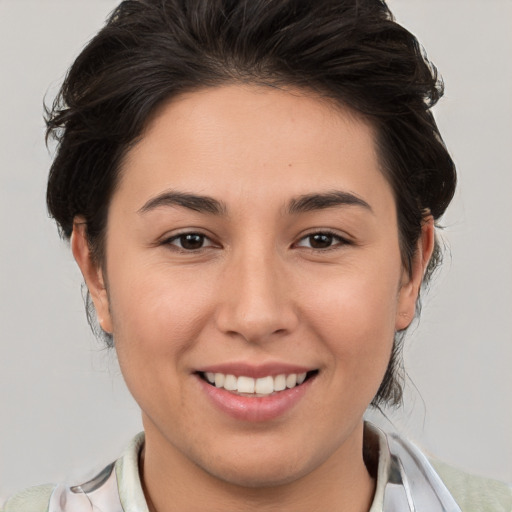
top-left (116, 84), bottom-right (393, 214)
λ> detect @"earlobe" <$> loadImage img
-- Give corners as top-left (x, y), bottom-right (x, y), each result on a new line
top-left (71, 218), bottom-right (113, 334)
top-left (395, 216), bottom-right (435, 331)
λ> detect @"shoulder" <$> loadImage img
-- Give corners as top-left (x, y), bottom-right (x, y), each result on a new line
top-left (1, 433), bottom-right (145, 512)
top-left (366, 422), bottom-right (512, 512)
top-left (430, 458), bottom-right (512, 512)
top-left (1, 484), bottom-right (55, 512)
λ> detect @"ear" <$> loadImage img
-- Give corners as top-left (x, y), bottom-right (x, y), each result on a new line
top-left (71, 217), bottom-right (113, 334)
top-left (395, 216), bottom-right (435, 331)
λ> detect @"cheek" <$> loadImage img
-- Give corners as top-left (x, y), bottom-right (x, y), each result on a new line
top-left (106, 261), bottom-right (216, 364)
top-left (105, 263), bottom-right (219, 417)
top-left (301, 264), bottom-right (400, 377)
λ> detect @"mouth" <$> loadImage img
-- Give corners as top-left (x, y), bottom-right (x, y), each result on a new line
top-left (197, 370), bottom-right (319, 397)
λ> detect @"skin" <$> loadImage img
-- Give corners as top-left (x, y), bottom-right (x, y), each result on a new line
top-left (72, 85), bottom-right (434, 512)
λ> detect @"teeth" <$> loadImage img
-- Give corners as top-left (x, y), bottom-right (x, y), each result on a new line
top-left (224, 374), bottom-right (238, 391)
top-left (286, 374), bottom-right (297, 388)
top-left (203, 371), bottom-right (311, 396)
top-left (255, 376), bottom-right (274, 394)
top-left (237, 376), bottom-right (255, 393)
top-left (274, 374), bottom-right (286, 391)
top-left (214, 373), bottom-right (225, 388)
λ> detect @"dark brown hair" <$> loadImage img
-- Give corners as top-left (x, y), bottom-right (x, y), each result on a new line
top-left (46, 0), bottom-right (456, 407)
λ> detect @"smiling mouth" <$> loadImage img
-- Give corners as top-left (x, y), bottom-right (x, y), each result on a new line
top-left (198, 370), bottom-right (319, 397)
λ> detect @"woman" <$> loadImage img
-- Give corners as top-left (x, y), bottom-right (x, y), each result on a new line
top-left (2, 0), bottom-right (510, 511)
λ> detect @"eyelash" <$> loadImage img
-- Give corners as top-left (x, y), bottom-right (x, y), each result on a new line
top-left (162, 230), bottom-right (350, 253)
top-left (294, 230), bottom-right (350, 251)
top-left (163, 232), bottom-right (216, 252)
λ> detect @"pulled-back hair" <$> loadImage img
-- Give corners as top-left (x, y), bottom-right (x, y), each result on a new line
top-left (46, 0), bottom-right (456, 407)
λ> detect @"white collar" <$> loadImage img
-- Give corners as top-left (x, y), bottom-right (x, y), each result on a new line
top-left (48, 424), bottom-right (461, 512)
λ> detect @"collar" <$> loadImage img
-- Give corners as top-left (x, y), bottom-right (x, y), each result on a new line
top-left (366, 423), bottom-right (462, 511)
top-left (47, 424), bottom-right (461, 512)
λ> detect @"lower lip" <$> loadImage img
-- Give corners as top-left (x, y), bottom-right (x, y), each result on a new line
top-left (197, 375), bottom-right (315, 422)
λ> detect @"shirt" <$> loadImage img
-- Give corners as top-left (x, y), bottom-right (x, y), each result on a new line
top-left (3, 423), bottom-right (511, 511)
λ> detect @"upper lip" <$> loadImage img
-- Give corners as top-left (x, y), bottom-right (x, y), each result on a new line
top-left (195, 362), bottom-right (315, 379)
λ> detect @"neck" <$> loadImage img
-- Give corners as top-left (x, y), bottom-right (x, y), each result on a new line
top-left (140, 421), bottom-right (376, 512)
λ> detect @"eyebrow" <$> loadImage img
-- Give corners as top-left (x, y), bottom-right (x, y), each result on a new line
top-left (138, 189), bottom-right (372, 217)
top-left (138, 191), bottom-right (227, 216)
top-left (287, 191), bottom-right (372, 215)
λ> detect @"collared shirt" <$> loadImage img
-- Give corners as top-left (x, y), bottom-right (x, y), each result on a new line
top-left (3, 423), bottom-right (511, 512)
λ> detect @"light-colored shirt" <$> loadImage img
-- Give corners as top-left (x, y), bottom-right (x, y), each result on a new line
top-left (2, 424), bottom-right (511, 511)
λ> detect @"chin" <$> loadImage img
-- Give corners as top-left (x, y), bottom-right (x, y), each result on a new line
top-left (206, 458), bottom-right (309, 489)
top-left (194, 438), bottom-right (321, 489)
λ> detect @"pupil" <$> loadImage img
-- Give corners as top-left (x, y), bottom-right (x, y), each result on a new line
top-left (310, 234), bottom-right (333, 249)
top-left (181, 234), bottom-right (204, 250)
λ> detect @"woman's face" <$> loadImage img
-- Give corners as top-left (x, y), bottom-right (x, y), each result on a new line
top-left (75, 85), bottom-right (428, 487)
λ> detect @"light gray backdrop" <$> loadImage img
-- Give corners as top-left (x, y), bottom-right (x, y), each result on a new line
top-left (1, 0), bottom-right (511, 501)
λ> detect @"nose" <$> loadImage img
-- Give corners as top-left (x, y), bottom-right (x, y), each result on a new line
top-left (215, 248), bottom-right (299, 344)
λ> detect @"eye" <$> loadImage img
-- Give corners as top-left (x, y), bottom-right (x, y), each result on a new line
top-left (295, 232), bottom-right (347, 250)
top-left (165, 232), bottom-right (214, 251)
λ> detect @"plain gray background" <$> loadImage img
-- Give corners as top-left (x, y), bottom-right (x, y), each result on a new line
top-left (1, 0), bottom-right (511, 501)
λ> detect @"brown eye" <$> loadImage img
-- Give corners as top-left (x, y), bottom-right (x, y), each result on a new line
top-left (180, 234), bottom-right (204, 250)
top-left (296, 232), bottom-right (347, 250)
top-left (167, 233), bottom-right (212, 251)
top-left (309, 234), bottom-right (334, 249)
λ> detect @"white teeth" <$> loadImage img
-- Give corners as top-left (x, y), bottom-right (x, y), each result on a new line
top-left (237, 376), bottom-right (255, 393)
top-left (214, 373), bottom-right (225, 388)
top-left (202, 371), bottom-right (311, 395)
top-left (286, 374), bottom-right (297, 388)
top-left (274, 374), bottom-right (287, 391)
top-left (255, 376), bottom-right (274, 394)
top-left (224, 374), bottom-right (238, 391)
